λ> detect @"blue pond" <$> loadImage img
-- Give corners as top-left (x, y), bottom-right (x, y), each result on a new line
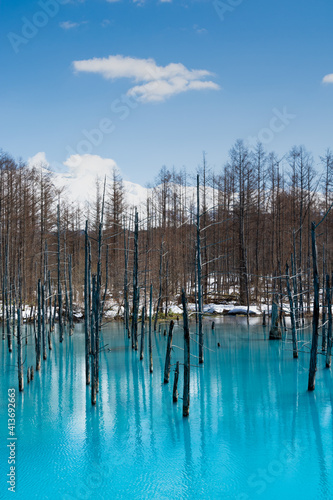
top-left (1, 318), bottom-right (333, 499)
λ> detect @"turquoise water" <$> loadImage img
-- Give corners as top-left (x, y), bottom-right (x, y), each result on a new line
top-left (1, 318), bottom-right (333, 499)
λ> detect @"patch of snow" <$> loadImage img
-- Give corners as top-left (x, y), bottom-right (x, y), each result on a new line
top-left (168, 305), bottom-right (182, 315)
top-left (203, 303), bottom-right (235, 314)
top-left (228, 305), bottom-right (261, 316)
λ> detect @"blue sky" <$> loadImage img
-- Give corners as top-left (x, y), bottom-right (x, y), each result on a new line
top-left (1, 0), bottom-right (333, 185)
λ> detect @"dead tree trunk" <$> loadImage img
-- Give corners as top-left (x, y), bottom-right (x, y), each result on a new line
top-left (17, 308), bottom-right (23, 391)
top-left (196, 175), bottom-right (204, 363)
top-left (68, 254), bottom-right (74, 334)
top-left (91, 275), bottom-right (97, 405)
top-left (57, 204), bottom-right (63, 342)
top-left (140, 306), bottom-right (145, 360)
top-left (308, 222), bottom-right (320, 391)
top-left (131, 211), bottom-right (139, 350)
top-left (326, 274), bottom-right (332, 368)
top-left (149, 284), bottom-right (153, 373)
top-left (286, 264), bottom-right (298, 358)
top-left (182, 290), bottom-right (190, 417)
top-left (36, 280), bottom-right (41, 371)
top-left (84, 221), bottom-right (90, 385)
top-left (154, 240), bottom-right (163, 332)
top-left (124, 224), bottom-right (130, 338)
top-left (269, 294), bottom-right (281, 339)
top-left (47, 271), bottom-right (52, 350)
top-left (164, 320), bottom-right (175, 383)
top-left (42, 284), bottom-right (47, 360)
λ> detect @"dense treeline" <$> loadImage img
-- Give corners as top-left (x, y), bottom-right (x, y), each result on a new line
top-left (0, 140), bottom-right (332, 316)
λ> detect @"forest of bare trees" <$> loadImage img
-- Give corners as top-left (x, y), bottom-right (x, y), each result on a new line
top-left (0, 140), bottom-right (332, 318)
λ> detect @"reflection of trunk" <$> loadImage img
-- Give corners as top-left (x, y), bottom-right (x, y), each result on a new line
top-left (173, 361), bottom-right (179, 402)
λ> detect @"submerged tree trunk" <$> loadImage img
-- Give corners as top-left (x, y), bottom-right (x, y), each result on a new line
top-left (124, 224), bottom-right (130, 338)
top-left (325, 274), bottom-right (332, 368)
top-left (84, 221), bottom-right (90, 385)
top-left (57, 204), bottom-right (63, 342)
top-left (131, 211), bottom-right (139, 350)
top-left (42, 284), bottom-right (47, 360)
top-left (286, 264), bottom-right (298, 358)
top-left (308, 222), bottom-right (320, 391)
top-left (140, 306), bottom-right (145, 360)
top-left (182, 290), bottom-right (190, 417)
top-left (149, 284), bottom-right (153, 373)
top-left (269, 295), bottom-right (281, 339)
top-left (164, 320), bottom-right (174, 383)
top-left (36, 280), bottom-right (41, 371)
top-left (197, 175), bottom-right (204, 364)
top-left (17, 309), bottom-right (23, 391)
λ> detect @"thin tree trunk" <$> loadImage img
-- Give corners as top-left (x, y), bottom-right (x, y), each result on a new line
top-left (57, 204), bottom-right (63, 342)
top-left (308, 222), bottom-right (320, 391)
top-left (84, 221), bottom-right (90, 385)
top-left (286, 264), bottom-right (298, 358)
top-left (36, 280), bottom-right (41, 371)
top-left (149, 284), bottom-right (153, 373)
top-left (197, 175), bottom-right (204, 363)
top-left (17, 308), bottom-right (23, 391)
top-left (68, 254), bottom-right (74, 334)
top-left (182, 290), bottom-right (190, 417)
top-left (140, 306), bottom-right (145, 360)
top-left (154, 240), bottom-right (163, 332)
top-left (164, 320), bottom-right (175, 383)
top-left (132, 211), bottom-right (139, 349)
top-left (325, 274), bottom-right (332, 368)
top-left (42, 284), bottom-right (46, 360)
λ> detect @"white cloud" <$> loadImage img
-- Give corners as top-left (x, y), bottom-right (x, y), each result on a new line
top-left (60, 20), bottom-right (88, 30)
top-left (193, 24), bottom-right (207, 34)
top-left (72, 54), bottom-right (220, 102)
top-left (60, 21), bottom-right (79, 29)
top-left (28, 152), bottom-right (151, 209)
top-left (28, 152), bottom-right (118, 203)
top-left (61, 154), bottom-right (119, 202)
top-left (323, 74), bottom-right (333, 84)
top-left (28, 151), bottom-right (49, 167)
